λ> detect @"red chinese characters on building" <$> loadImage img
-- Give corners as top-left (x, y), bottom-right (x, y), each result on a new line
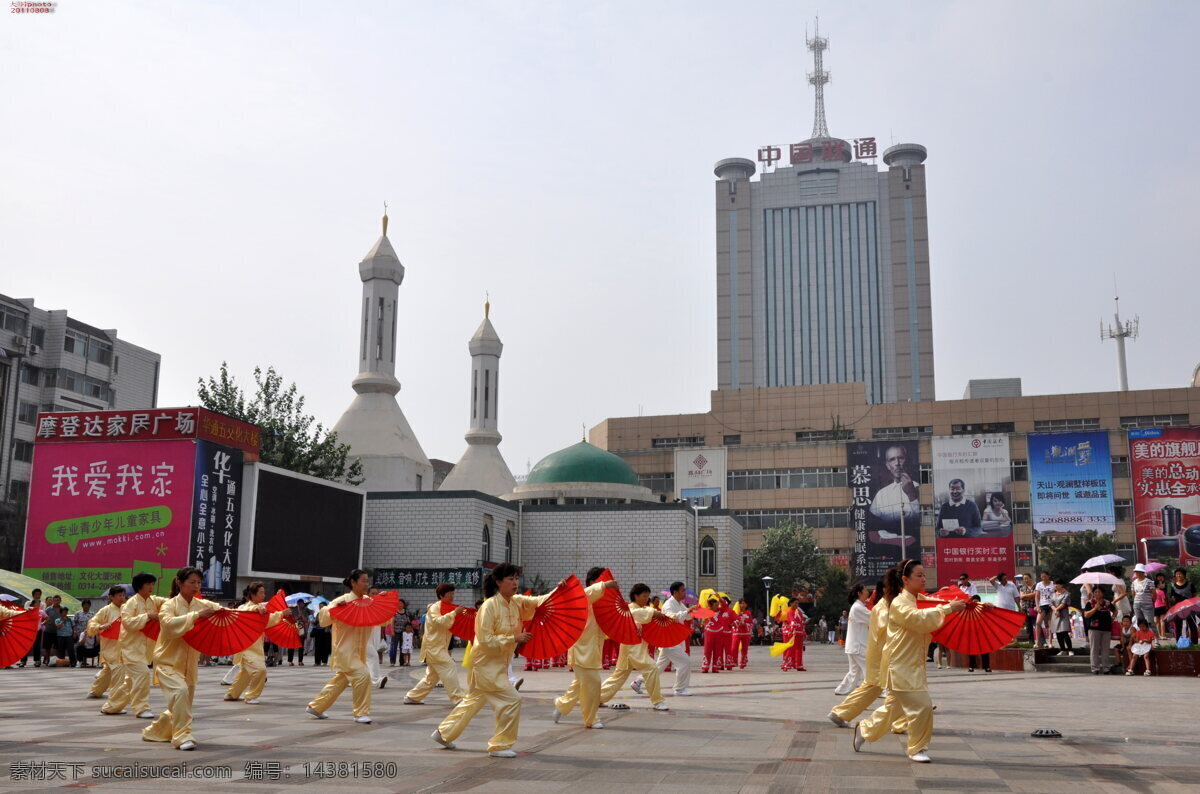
top-left (34, 407), bottom-right (261, 457)
top-left (1128, 428), bottom-right (1200, 563)
top-left (756, 137), bottom-right (876, 169)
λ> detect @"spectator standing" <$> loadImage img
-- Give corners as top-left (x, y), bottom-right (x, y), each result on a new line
top-left (956, 573), bottom-right (978, 598)
top-left (1084, 589), bottom-right (1115, 674)
top-left (389, 599), bottom-right (411, 667)
top-left (818, 617), bottom-right (828, 644)
top-left (1050, 580), bottom-right (1073, 655)
top-left (1130, 564), bottom-right (1157, 638)
top-left (41, 595), bottom-right (62, 666)
top-left (1169, 568), bottom-right (1196, 643)
top-left (1018, 576), bottom-right (1038, 643)
top-left (54, 605), bottom-right (77, 666)
top-left (311, 615), bottom-right (331, 666)
top-left (989, 572), bottom-right (1021, 612)
top-left (401, 624), bottom-right (415, 666)
top-left (1109, 566), bottom-right (1131, 622)
top-left (836, 610), bottom-right (848, 644)
top-left (1033, 572), bottom-right (1055, 648)
top-left (1153, 574), bottom-right (1168, 639)
top-left (287, 602), bottom-right (308, 666)
top-left (74, 600), bottom-right (97, 668)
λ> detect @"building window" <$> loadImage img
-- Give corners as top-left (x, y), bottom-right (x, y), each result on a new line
top-left (1111, 456), bottom-right (1129, 478)
top-left (637, 473), bottom-right (674, 494)
top-left (30, 326), bottom-right (45, 347)
top-left (872, 426), bottom-right (932, 439)
top-left (919, 463), bottom-right (932, 485)
top-left (1119, 414), bottom-right (1190, 429)
top-left (723, 434), bottom-right (741, 446)
top-left (1116, 544), bottom-right (1136, 564)
top-left (951, 422), bottom-right (1015, 435)
top-left (733, 507), bottom-right (848, 530)
top-left (1032, 418), bottom-right (1100, 432)
top-left (0, 307), bottom-right (27, 335)
top-left (700, 536), bottom-right (716, 577)
top-left (1012, 502), bottom-right (1030, 524)
top-left (505, 530), bottom-right (513, 563)
top-left (44, 369), bottom-right (111, 403)
top-left (651, 436), bottom-right (705, 449)
top-left (17, 402), bottom-right (38, 424)
top-left (19, 364), bottom-right (39, 386)
top-left (13, 440), bottom-right (33, 463)
top-left (481, 525), bottom-right (491, 563)
top-left (484, 369), bottom-right (490, 420)
top-left (728, 467), bottom-right (847, 491)
top-left (1016, 545), bottom-right (1033, 567)
top-left (1011, 459), bottom-right (1028, 482)
top-left (1114, 499), bottom-right (1133, 522)
top-left (414, 474), bottom-right (422, 492)
top-left (921, 506), bottom-right (937, 526)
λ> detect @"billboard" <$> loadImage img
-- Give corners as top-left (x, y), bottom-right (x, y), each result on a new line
top-left (674, 448), bottom-right (727, 508)
top-left (1128, 427), bottom-right (1200, 564)
top-left (847, 441), bottom-right (922, 581)
top-left (931, 435), bottom-right (1013, 579)
top-left (1028, 431), bottom-right (1116, 539)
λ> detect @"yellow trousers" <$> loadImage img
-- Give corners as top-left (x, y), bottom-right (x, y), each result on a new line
top-left (405, 658), bottom-right (464, 704)
top-left (141, 666), bottom-right (196, 748)
top-left (226, 657), bottom-right (267, 701)
top-left (103, 662), bottom-right (149, 714)
top-left (831, 682), bottom-right (909, 733)
top-left (90, 664), bottom-right (113, 697)
top-left (554, 666), bottom-right (602, 727)
top-left (437, 683), bottom-right (521, 752)
top-left (859, 689), bottom-right (932, 755)
top-left (308, 666), bottom-right (371, 717)
top-left (599, 655), bottom-right (663, 705)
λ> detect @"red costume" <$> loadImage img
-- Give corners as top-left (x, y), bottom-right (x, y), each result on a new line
top-left (781, 608), bottom-right (807, 671)
top-left (701, 611), bottom-right (724, 673)
top-left (602, 638), bottom-right (618, 669)
top-left (732, 610), bottom-right (752, 669)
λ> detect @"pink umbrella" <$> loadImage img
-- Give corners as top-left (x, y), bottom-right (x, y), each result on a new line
top-left (1164, 596), bottom-right (1200, 622)
top-left (1143, 562), bottom-right (1167, 575)
top-left (1070, 572), bottom-right (1124, 586)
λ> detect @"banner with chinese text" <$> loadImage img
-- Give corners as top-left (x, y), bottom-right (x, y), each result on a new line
top-left (190, 441), bottom-right (243, 601)
top-left (373, 568), bottom-right (484, 590)
top-left (847, 441), bottom-right (922, 582)
top-left (1128, 427), bottom-right (1200, 564)
top-left (931, 435), bottom-right (1013, 579)
top-left (1028, 432), bottom-right (1116, 539)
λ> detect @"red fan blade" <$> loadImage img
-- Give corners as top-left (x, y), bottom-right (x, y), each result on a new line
top-left (100, 617), bottom-right (122, 640)
top-left (932, 602), bottom-right (1024, 655)
top-left (521, 575), bottom-right (588, 659)
top-left (449, 606), bottom-right (477, 643)
top-left (0, 609), bottom-right (41, 668)
top-left (691, 607), bottom-right (714, 619)
top-left (183, 609), bottom-right (269, 656)
top-left (141, 620), bottom-right (161, 641)
top-left (593, 590), bottom-right (641, 645)
top-left (930, 586), bottom-right (971, 602)
top-left (329, 591), bottom-right (399, 627)
top-left (267, 589), bottom-right (288, 614)
top-left (265, 615), bottom-right (303, 649)
top-left (1164, 596), bottom-right (1200, 622)
top-left (640, 610), bottom-right (692, 647)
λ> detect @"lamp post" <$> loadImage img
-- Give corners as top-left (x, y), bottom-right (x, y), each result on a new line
top-left (761, 575), bottom-right (774, 633)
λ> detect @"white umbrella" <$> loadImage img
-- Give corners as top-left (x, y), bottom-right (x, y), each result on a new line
top-left (1081, 554), bottom-right (1125, 570)
top-left (285, 592), bottom-right (316, 605)
top-left (1071, 572), bottom-right (1124, 586)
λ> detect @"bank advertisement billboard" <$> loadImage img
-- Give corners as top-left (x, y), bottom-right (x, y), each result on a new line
top-left (674, 448), bottom-right (726, 509)
top-left (848, 441), bottom-right (922, 581)
top-left (1128, 427), bottom-right (1200, 564)
top-left (931, 435), bottom-right (1013, 579)
top-left (1028, 432), bottom-right (1116, 539)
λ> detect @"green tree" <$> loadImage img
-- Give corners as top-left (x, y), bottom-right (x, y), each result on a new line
top-left (197, 362), bottom-right (363, 485)
top-left (1036, 531), bottom-right (1120, 585)
top-left (814, 564), bottom-right (851, 624)
top-left (743, 520), bottom-right (830, 616)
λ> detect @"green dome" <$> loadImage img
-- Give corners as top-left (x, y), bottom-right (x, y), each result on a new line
top-left (526, 441), bottom-right (640, 487)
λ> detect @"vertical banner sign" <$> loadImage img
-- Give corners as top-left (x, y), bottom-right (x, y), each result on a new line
top-left (1028, 432), bottom-right (1116, 540)
top-left (847, 441), bottom-right (922, 581)
top-left (931, 435), bottom-right (1013, 579)
top-left (1128, 427), bottom-right (1200, 564)
top-left (674, 448), bottom-right (727, 509)
top-left (192, 441), bottom-right (243, 601)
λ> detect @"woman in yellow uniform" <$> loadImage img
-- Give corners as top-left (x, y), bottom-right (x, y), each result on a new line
top-left (142, 567), bottom-right (233, 750)
top-left (102, 572), bottom-right (160, 718)
top-left (306, 569), bottom-right (376, 723)
top-left (553, 567), bottom-right (621, 728)
top-left (597, 583), bottom-right (670, 711)
top-left (403, 583), bottom-right (466, 705)
top-left (85, 585), bottom-right (127, 700)
top-left (431, 563), bottom-right (549, 758)
top-left (853, 559), bottom-right (966, 763)
top-left (224, 582), bottom-right (285, 705)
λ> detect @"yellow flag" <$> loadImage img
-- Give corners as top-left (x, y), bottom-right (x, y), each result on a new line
top-left (769, 594), bottom-right (790, 619)
top-left (698, 588), bottom-right (719, 611)
top-left (461, 641), bottom-right (473, 668)
top-left (770, 638), bottom-right (794, 657)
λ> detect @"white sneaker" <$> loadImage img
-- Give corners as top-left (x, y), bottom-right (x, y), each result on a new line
top-left (674, 688), bottom-right (693, 696)
top-left (828, 712), bottom-right (850, 728)
top-left (431, 729), bottom-right (455, 749)
top-left (908, 751), bottom-right (931, 763)
top-left (136, 710), bottom-right (155, 719)
top-left (553, 709), bottom-right (563, 724)
top-left (354, 716), bottom-right (372, 724)
top-left (178, 740), bottom-right (196, 751)
top-left (244, 698), bottom-right (260, 705)
top-left (403, 696), bottom-right (420, 705)
top-left (852, 723), bottom-right (865, 753)
top-left (305, 706), bottom-right (328, 720)
top-left (652, 701), bottom-right (669, 711)
top-left (588, 721), bottom-right (604, 729)
top-left (489, 749), bottom-right (517, 758)
top-left (631, 680), bottom-right (645, 695)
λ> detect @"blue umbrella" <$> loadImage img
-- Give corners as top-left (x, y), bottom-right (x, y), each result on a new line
top-left (285, 592), bottom-right (316, 605)
top-left (306, 596), bottom-right (330, 614)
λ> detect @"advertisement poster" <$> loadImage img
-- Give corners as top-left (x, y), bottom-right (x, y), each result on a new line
top-left (1028, 432), bottom-right (1116, 539)
top-left (675, 448), bottom-right (727, 508)
top-left (191, 441), bottom-right (244, 601)
top-left (1128, 427), bottom-right (1200, 564)
top-left (931, 435), bottom-right (1013, 579)
top-left (847, 440), bottom-right (922, 581)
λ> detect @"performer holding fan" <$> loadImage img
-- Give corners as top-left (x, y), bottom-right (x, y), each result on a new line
top-left (597, 584), bottom-right (671, 712)
top-left (223, 583), bottom-right (286, 705)
top-left (102, 572), bottom-right (161, 719)
top-left (306, 569), bottom-right (388, 724)
top-left (553, 567), bottom-right (622, 728)
top-left (404, 582), bottom-right (467, 706)
top-left (84, 585), bottom-right (127, 701)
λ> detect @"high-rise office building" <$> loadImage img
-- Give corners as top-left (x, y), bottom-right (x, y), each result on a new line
top-left (714, 24), bottom-right (935, 403)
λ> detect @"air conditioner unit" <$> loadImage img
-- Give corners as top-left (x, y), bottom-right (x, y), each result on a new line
top-left (28, 343), bottom-right (41, 355)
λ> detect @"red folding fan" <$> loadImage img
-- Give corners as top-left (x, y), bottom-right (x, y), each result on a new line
top-left (183, 608), bottom-right (269, 656)
top-left (329, 590), bottom-right (399, 627)
top-left (100, 617), bottom-right (122, 640)
top-left (691, 607), bottom-right (715, 620)
top-left (260, 589), bottom-right (304, 648)
top-left (267, 589), bottom-right (288, 613)
top-left (520, 575), bottom-right (588, 659)
top-left (449, 605), bottom-right (477, 643)
top-left (640, 609), bottom-right (692, 647)
top-left (592, 569), bottom-right (640, 644)
top-left (930, 601), bottom-right (1024, 655)
top-left (0, 608), bottom-right (40, 668)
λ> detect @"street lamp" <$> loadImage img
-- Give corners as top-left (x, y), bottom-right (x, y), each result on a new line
top-left (761, 575), bottom-right (774, 632)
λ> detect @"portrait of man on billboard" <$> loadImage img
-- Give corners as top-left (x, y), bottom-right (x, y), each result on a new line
top-left (935, 478), bottom-right (982, 538)
top-left (865, 443), bottom-right (921, 554)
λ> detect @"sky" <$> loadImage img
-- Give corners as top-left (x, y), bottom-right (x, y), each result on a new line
top-left (2, 1), bottom-right (1198, 477)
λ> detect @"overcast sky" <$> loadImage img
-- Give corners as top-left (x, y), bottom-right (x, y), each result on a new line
top-left (3, 1), bottom-right (1197, 476)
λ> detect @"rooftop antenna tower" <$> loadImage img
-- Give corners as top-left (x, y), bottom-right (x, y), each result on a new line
top-left (1100, 293), bottom-right (1138, 391)
top-left (807, 17), bottom-right (831, 138)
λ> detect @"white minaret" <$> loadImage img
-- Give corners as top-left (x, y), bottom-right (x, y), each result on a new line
top-left (439, 300), bottom-right (516, 495)
top-left (332, 210), bottom-right (433, 491)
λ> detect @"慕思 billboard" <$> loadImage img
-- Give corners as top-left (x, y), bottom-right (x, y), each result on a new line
top-left (675, 448), bottom-right (727, 509)
top-left (931, 435), bottom-right (1013, 579)
top-left (1129, 427), bottom-right (1200, 564)
top-left (1028, 432), bottom-right (1115, 539)
top-left (847, 441), bottom-right (922, 581)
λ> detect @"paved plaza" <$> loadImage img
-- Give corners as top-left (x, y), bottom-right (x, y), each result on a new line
top-left (1, 644), bottom-right (1196, 793)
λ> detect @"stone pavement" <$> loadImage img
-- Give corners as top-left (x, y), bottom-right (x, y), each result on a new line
top-left (1, 644), bottom-right (1196, 793)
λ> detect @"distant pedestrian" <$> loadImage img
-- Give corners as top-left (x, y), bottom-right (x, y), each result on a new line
top-left (1050, 580), bottom-right (1073, 656)
top-left (1084, 588), bottom-right (1114, 675)
top-left (1130, 564), bottom-right (1156, 638)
